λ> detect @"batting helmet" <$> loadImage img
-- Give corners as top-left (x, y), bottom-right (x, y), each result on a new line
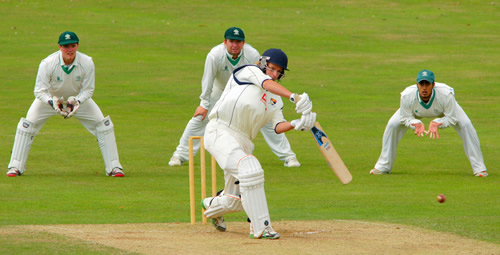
top-left (259, 48), bottom-right (289, 80)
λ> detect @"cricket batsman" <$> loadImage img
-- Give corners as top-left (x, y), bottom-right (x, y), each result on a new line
top-left (168, 27), bottom-right (301, 168)
top-left (6, 31), bottom-right (124, 177)
top-left (201, 48), bottom-right (316, 239)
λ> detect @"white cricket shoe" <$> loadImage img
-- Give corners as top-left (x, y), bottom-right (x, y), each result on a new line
top-left (284, 157), bottom-right (301, 167)
top-left (474, 171), bottom-right (488, 177)
top-left (201, 198), bottom-right (226, 232)
top-left (6, 168), bottom-right (21, 177)
top-left (168, 156), bottom-right (183, 166)
top-left (250, 226), bottom-right (280, 240)
top-left (369, 168), bottom-right (389, 175)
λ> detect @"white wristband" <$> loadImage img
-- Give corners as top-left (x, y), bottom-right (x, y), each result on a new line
top-left (289, 93), bottom-right (297, 103)
top-left (290, 119), bottom-right (299, 127)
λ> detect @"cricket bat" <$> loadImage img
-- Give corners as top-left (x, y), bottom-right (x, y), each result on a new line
top-left (310, 122), bottom-right (352, 184)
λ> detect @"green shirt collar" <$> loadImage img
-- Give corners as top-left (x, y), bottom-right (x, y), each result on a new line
top-left (226, 50), bottom-right (242, 66)
top-left (416, 88), bottom-right (435, 109)
top-left (59, 51), bottom-right (76, 74)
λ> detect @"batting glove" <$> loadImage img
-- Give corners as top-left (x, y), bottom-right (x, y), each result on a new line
top-left (291, 112), bottom-right (316, 131)
top-left (290, 92), bottom-right (313, 115)
top-left (49, 96), bottom-right (68, 117)
top-left (65, 96), bottom-right (80, 119)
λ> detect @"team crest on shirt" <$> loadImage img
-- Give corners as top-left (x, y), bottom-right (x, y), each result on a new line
top-left (270, 98), bottom-right (277, 105)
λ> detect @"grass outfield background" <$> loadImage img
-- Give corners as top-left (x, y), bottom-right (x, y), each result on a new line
top-left (0, 0), bottom-right (498, 253)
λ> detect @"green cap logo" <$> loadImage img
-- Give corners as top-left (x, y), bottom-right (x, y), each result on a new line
top-left (58, 31), bottom-right (79, 45)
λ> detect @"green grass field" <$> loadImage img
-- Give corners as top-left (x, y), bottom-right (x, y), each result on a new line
top-left (0, 0), bottom-right (498, 253)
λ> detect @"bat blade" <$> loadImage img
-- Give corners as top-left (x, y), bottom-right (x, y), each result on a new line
top-left (311, 122), bottom-right (352, 184)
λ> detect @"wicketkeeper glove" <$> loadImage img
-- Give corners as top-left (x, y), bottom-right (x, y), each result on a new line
top-left (65, 96), bottom-right (80, 119)
top-left (291, 112), bottom-right (316, 131)
top-left (290, 92), bottom-right (313, 115)
top-left (49, 96), bottom-right (68, 117)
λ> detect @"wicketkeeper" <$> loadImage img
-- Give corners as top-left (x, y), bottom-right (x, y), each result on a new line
top-left (201, 49), bottom-right (316, 239)
top-left (6, 31), bottom-right (124, 177)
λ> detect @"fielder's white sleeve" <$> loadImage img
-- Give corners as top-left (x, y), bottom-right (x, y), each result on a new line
top-left (432, 92), bottom-right (458, 128)
top-left (74, 54), bottom-right (95, 104)
top-left (34, 59), bottom-right (53, 104)
top-left (399, 92), bottom-right (422, 128)
top-left (199, 53), bottom-right (218, 110)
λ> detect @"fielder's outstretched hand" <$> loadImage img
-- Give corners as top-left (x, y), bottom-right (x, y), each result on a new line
top-left (50, 96), bottom-right (68, 117)
top-left (65, 96), bottom-right (80, 119)
top-left (411, 123), bottom-right (426, 137)
top-left (426, 121), bottom-right (442, 139)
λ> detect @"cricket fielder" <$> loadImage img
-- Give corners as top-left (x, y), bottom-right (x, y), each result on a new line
top-left (201, 48), bottom-right (316, 239)
top-left (370, 69), bottom-right (488, 177)
top-left (169, 27), bottom-right (300, 167)
top-left (6, 31), bottom-right (124, 177)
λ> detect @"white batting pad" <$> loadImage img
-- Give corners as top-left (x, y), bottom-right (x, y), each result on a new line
top-left (96, 116), bottom-right (122, 174)
top-left (8, 118), bottom-right (37, 174)
top-left (204, 193), bottom-right (243, 219)
top-left (238, 155), bottom-right (272, 238)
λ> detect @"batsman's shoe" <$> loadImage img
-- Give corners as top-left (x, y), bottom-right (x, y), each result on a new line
top-left (284, 157), bottom-right (301, 167)
top-left (108, 168), bottom-right (125, 177)
top-left (168, 156), bottom-right (184, 166)
top-left (200, 198), bottom-right (226, 232)
top-left (250, 226), bottom-right (280, 240)
top-left (370, 168), bottom-right (389, 175)
top-left (474, 171), bottom-right (488, 177)
top-left (6, 168), bottom-right (21, 177)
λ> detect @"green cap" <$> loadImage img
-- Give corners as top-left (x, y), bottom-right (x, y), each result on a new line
top-left (224, 27), bottom-right (245, 41)
top-left (416, 69), bottom-right (435, 83)
top-left (58, 31), bottom-right (79, 45)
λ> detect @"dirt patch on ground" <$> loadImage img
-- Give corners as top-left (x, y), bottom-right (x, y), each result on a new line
top-left (8, 220), bottom-right (500, 254)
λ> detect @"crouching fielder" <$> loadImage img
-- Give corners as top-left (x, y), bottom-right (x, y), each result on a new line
top-left (201, 48), bottom-right (316, 239)
top-left (6, 31), bottom-right (124, 177)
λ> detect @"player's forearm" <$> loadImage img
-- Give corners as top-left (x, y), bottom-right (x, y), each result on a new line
top-left (34, 65), bottom-right (52, 103)
top-left (275, 122), bottom-right (294, 134)
top-left (199, 83), bottom-right (214, 109)
top-left (262, 80), bottom-right (292, 99)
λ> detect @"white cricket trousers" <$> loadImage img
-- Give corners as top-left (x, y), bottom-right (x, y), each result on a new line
top-left (203, 121), bottom-right (254, 215)
top-left (374, 105), bottom-right (487, 174)
top-left (8, 98), bottom-right (122, 172)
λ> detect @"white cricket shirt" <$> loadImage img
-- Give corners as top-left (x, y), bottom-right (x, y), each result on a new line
top-left (208, 65), bottom-right (286, 139)
top-left (399, 82), bottom-right (458, 128)
top-left (34, 51), bottom-right (95, 104)
top-left (199, 43), bottom-right (260, 109)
